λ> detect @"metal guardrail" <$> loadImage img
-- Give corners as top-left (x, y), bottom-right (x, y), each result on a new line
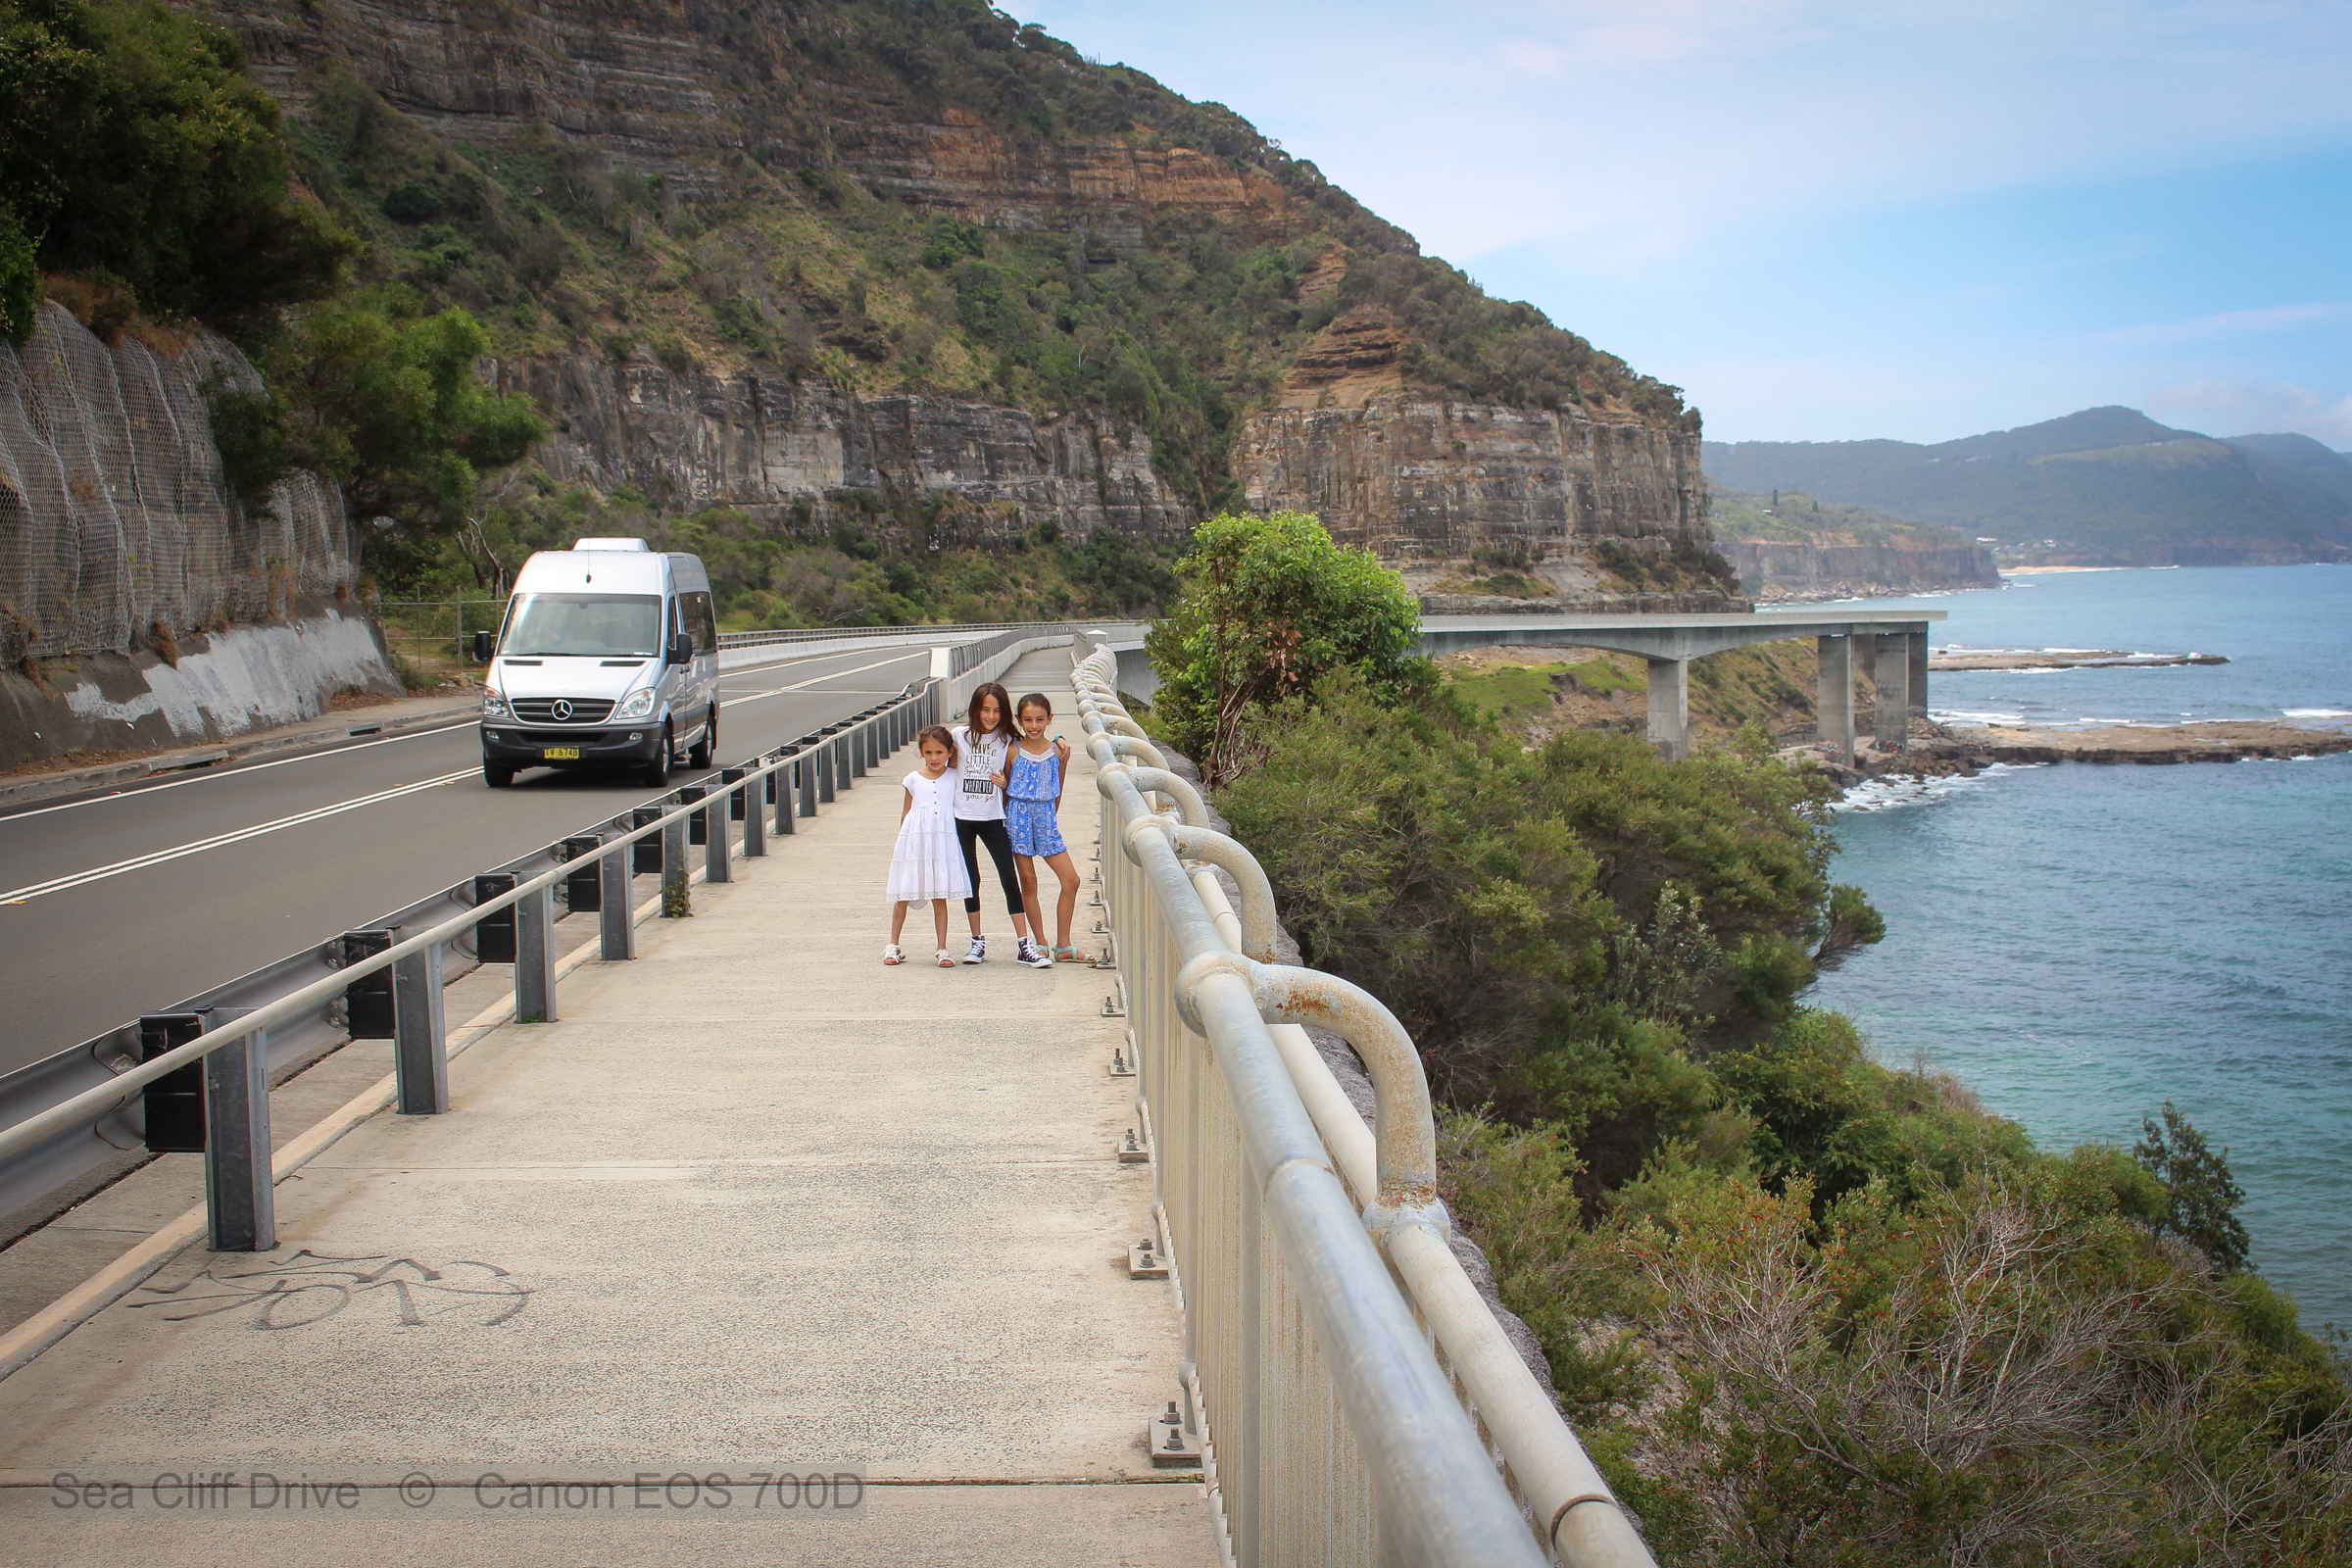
top-left (0, 680), bottom-right (949, 1266)
top-left (1071, 639), bottom-right (1656, 1567)
top-left (718, 618), bottom-right (1114, 653)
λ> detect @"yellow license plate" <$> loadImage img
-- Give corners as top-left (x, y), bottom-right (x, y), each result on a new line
top-left (541, 746), bottom-right (581, 760)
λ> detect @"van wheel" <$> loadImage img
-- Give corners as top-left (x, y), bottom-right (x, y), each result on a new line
top-left (688, 706), bottom-right (716, 769)
top-left (483, 760), bottom-right (514, 789)
top-left (643, 724), bottom-right (672, 789)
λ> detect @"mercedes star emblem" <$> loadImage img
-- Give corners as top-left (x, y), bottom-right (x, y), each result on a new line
top-left (552, 700), bottom-right (573, 720)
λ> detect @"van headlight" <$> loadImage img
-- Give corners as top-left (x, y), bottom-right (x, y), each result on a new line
top-left (614, 687), bottom-right (658, 719)
top-left (483, 687), bottom-right (510, 720)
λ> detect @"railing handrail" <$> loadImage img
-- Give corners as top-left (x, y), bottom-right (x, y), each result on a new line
top-left (1070, 637), bottom-right (1658, 1568)
top-left (0, 683), bottom-right (936, 1170)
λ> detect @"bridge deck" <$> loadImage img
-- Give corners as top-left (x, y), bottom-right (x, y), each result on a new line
top-left (0, 656), bottom-right (1216, 1564)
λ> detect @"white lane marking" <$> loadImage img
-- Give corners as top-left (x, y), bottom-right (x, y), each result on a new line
top-left (0, 721), bottom-right (481, 824)
top-left (0, 767), bottom-right (477, 906)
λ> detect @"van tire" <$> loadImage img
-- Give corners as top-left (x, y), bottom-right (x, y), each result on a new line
top-left (643, 723), bottom-right (672, 789)
top-left (483, 760), bottom-right (514, 789)
top-left (688, 706), bottom-right (716, 770)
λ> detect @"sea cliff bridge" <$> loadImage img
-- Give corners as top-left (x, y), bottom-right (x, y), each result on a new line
top-left (0, 606), bottom-right (1937, 1564)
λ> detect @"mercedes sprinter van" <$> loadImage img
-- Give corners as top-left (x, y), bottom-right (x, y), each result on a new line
top-left (475, 539), bottom-right (720, 788)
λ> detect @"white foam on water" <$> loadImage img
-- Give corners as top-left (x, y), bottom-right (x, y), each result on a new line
top-left (2284, 708), bottom-right (2352, 718)
top-left (1834, 760), bottom-right (2044, 813)
top-left (1934, 709), bottom-right (2027, 725)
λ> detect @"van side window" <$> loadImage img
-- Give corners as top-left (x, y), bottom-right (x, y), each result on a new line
top-left (689, 591), bottom-right (717, 654)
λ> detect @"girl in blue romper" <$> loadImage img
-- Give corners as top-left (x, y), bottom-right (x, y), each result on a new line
top-left (1006, 693), bottom-right (1083, 962)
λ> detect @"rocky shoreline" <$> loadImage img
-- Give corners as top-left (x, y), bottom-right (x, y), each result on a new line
top-left (1930, 648), bottom-right (2228, 671)
top-left (1808, 718), bottom-right (2352, 786)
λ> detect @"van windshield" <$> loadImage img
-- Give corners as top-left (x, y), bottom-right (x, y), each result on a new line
top-left (500, 594), bottom-right (662, 658)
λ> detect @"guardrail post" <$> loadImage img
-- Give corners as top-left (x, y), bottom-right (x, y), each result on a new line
top-left (816, 737), bottom-right (837, 804)
top-left (832, 731), bottom-right (853, 790)
top-left (341, 929), bottom-right (396, 1037)
top-left (202, 1014), bottom-right (273, 1251)
top-left (680, 784), bottom-right (709, 845)
top-left (742, 769), bottom-right (767, 858)
top-left (600, 843), bottom-right (635, 959)
top-left (392, 935), bottom-right (449, 1115)
top-left (722, 766), bottom-right (749, 820)
top-left (515, 883), bottom-right (557, 1023)
top-left (775, 755), bottom-right (798, 836)
top-left (662, 810), bottom-right (688, 909)
top-left (139, 1012), bottom-right (207, 1152)
top-left (704, 790), bottom-right (731, 884)
top-left (797, 754), bottom-right (817, 818)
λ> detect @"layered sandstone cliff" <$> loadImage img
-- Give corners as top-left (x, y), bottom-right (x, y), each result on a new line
top-left (1237, 397), bottom-right (1707, 562)
top-left (499, 356), bottom-right (1192, 547)
top-left (1721, 540), bottom-right (2000, 601)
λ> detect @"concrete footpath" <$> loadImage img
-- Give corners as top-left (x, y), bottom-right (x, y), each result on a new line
top-left (0, 655), bottom-right (1217, 1565)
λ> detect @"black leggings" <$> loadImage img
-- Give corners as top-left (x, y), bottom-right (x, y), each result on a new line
top-left (956, 817), bottom-right (1026, 917)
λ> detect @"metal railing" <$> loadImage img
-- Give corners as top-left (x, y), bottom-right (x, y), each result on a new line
top-left (1071, 638), bottom-right (1656, 1568)
top-left (718, 618), bottom-right (1120, 653)
top-left (0, 676), bottom-right (951, 1340)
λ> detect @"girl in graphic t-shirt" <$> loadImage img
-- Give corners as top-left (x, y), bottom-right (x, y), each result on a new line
top-left (950, 683), bottom-right (1050, 968)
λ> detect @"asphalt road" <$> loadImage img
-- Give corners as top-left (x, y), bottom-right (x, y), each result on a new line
top-left (0, 643), bottom-right (940, 1076)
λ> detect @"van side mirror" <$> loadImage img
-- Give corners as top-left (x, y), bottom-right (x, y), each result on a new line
top-left (668, 632), bottom-right (694, 666)
top-left (471, 630), bottom-right (495, 662)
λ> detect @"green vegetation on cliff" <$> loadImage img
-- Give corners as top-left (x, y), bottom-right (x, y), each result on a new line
top-left (1160, 513), bottom-right (2349, 1564)
top-left (1710, 485), bottom-right (1984, 549)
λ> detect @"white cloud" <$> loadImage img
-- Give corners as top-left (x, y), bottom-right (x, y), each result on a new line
top-left (2098, 304), bottom-right (2350, 347)
top-left (2143, 378), bottom-right (2352, 443)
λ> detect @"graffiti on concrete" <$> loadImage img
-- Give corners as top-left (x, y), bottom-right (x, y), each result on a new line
top-left (131, 1250), bottom-right (531, 1330)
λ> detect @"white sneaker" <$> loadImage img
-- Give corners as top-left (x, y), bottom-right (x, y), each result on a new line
top-left (962, 936), bottom-right (987, 965)
top-left (1016, 939), bottom-right (1054, 969)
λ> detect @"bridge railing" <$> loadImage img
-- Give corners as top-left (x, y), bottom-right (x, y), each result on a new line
top-left (717, 618), bottom-right (1113, 652)
top-left (1072, 639), bottom-right (1656, 1568)
top-left (0, 673), bottom-right (966, 1378)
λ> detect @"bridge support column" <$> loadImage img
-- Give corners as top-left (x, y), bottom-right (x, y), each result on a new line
top-left (1645, 657), bottom-right (1690, 761)
top-left (1875, 634), bottom-right (1911, 751)
top-left (1908, 629), bottom-right (1930, 719)
top-left (1817, 636), bottom-right (1855, 760)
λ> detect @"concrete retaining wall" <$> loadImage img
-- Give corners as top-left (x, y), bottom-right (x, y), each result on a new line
top-left (0, 605), bottom-right (401, 769)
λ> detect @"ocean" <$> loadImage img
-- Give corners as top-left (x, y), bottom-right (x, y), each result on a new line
top-left (1807, 564), bottom-right (2352, 1330)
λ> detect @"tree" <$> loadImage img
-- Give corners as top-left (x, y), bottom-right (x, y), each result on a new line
top-left (216, 300), bottom-right (545, 579)
top-left (0, 0), bottom-right (352, 331)
top-left (1144, 510), bottom-right (1428, 782)
top-left (0, 201), bottom-right (34, 346)
top-left (2134, 1100), bottom-right (2250, 1272)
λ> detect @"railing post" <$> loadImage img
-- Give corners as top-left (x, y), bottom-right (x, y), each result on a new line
top-left (778, 756), bottom-right (800, 834)
top-left (662, 809), bottom-right (689, 909)
top-left (515, 882), bottom-right (557, 1022)
top-left (203, 1018), bottom-right (273, 1252)
top-left (797, 755), bottom-right (817, 818)
top-left (392, 935), bottom-right (448, 1115)
top-left (742, 769), bottom-right (767, 858)
top-left (704, 790), bottom-right (730, 883)
top-left (816, 738), bottom-right (837, 804)
top-left (600, 843), bottom-right (635, 959)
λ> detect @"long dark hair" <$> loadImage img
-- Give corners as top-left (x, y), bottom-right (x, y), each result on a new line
top-left (965, 682), bottom-right (1015, 739)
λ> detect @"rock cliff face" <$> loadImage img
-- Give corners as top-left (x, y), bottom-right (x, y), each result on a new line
top-left (0, 303), bottom-right (360, 662)
top-left (498, 356), bottom-right (1192, 547)
top-left (1721, 540), bottom-right (2000, 601)
top-left (206, 0), bottom-right (1705, 568)
top-left (1237, 395), bottom-right (1708, 563)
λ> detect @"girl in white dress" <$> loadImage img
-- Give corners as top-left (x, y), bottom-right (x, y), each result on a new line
top-left (886, 726), bottom-right (975, 968)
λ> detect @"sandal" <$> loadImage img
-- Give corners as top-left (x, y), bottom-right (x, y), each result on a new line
top-left (935, 949), bottom-right (956, 968)
top-left (882, 944), bottom-right (905, 966)
top-left (1054, 946), bottom-right (1085, 963)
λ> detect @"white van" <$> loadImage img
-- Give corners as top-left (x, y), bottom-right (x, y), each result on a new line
top-left (475, 538), bottom-right (721, 788)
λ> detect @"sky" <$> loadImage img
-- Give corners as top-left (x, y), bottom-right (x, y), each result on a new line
top-left (1002, 2), bottom-right (2352, 448)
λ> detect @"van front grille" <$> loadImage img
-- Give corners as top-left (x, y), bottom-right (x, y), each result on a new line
top-left (510, 698), bottom-right (614, 724)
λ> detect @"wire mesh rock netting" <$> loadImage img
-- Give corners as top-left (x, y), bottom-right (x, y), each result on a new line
top-left (0, 302), bottom-right (360, 663)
